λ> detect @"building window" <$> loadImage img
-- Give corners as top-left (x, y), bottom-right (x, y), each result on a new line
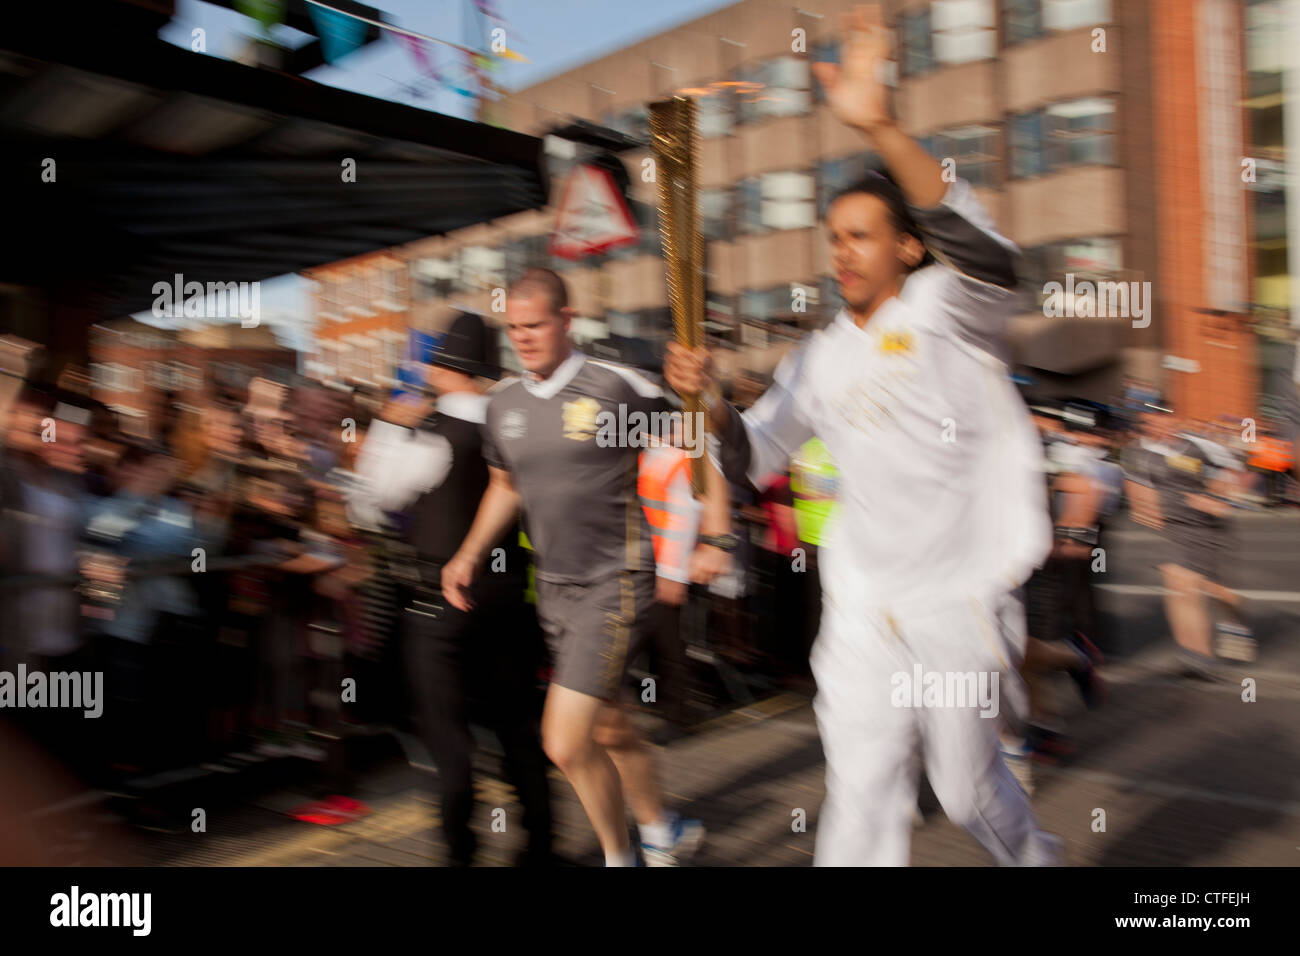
top-left (737, 177), bottom-right (763, 234)
top-left (342, 275), bottom-right (362, 311)
top-left (900, 8), bottom-right (934, 77)
top-left (605, 310), bottom-right (637, 339)
top-left (318, 276), bottom-right (341, 317)
top-left (146, 360), bottom-right (169, 389)
top-left (460, 246), bottom-right (506, 291)
top-left (1045, 97), bottom-right (1115, 167)
top-left (91, 363), bottom-right (137, 393)
top-left (639, 201), bottom-right (662, 256)
top-left (379, 266), bottom-right (401, 306)
top-left (502, 235), bottom-right (536, 284)
top-left (1042, 0), bottom-right (1110, 32)
top-left (1017, 236), bottom-right (1122, 312)
top-left (739, 285), bottom-right (815, 323)
top-left (381, 338), bottom-right (401, 380)
top-left (705, 293), bottom-right (736, 339)
top-left (739, 287), bottom-right (776, 321)
top-left (738, 57), bottom-right (811, 124)
top-left (788, 282), bottom-right (820, 323)
top-left (697, 88), bottom-right (734, 138)
top-left (317, 344), bottom-right (339, 380)
top-left (933, 0), bottom-right (997, 66)
top-left (603, 106), bottom-right (650, 144)
top-left (412, 257), bottom-right (459, 299)
top-left (1002, 0), bottom-right (1043, 45)
top-left (817, 152), bottom-right (880, 215)
top-left (739, 171), bottom-right (816, 234)
top-left (1246, 0), bottom-right (1288, 318)
top-left (1009, 110), bottom-right (1046, 177)
top-left (172, 362), bottom-right (202, 392)
top-left (701, 188), bottom-right (733, 241)
top-left (933, 124), bottom-right (1000, 187)
top-left (1010, 99), bottom-right (1113, 178)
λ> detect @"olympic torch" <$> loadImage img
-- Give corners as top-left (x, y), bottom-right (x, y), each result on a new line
top-left (649, 95), bottom-right (707, 495)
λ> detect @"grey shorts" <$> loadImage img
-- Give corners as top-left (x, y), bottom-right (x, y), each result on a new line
top-left (535, 570), bottom-right (656, 700)
top-left (1166, 521), bottom-right (1230, 581)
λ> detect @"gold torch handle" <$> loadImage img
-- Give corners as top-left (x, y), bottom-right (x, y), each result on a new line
top-left (649, 96), bottom-right (707, 496)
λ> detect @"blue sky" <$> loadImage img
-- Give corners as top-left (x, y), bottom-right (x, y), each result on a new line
top-left (142, 0), bottom-right (738, 343)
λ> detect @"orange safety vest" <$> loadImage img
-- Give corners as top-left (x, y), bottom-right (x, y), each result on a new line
top-left (638, 446), bottom-right (697, 579)
top-left (1247, 437), bottom-right (1294, 473)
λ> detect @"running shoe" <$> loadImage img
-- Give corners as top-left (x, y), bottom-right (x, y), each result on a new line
top-left (641, 815), bottom-right (705, 867)
top-left (1214, 622), bottom-right (1257, 662)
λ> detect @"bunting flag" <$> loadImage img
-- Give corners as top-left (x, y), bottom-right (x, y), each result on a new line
top-left (308, 2), bottom-right (368, 64)
top-left (461, 49), bottom-right (484, 98)
top-left (398, 33), bottom-right (440, 80)
top-left (235, 0), bottom-right (285, 32)
top-left (296, 0), bottom-right (523, 104)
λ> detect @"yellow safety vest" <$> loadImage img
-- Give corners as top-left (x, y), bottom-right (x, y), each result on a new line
top-left (790, 437), bottom-right (839, 547)
top-left (519, 529), bottom-right (536, 605)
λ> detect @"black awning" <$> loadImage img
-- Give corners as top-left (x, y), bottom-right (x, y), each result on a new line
top-left (1, 1), bottom-right (547, 318)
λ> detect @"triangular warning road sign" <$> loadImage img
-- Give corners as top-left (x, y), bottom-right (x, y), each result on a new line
top-left (549, 164), bottom-right (640, 260)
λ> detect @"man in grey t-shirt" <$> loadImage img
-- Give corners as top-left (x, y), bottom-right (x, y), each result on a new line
top-left (1123, 409), bottom-right (1254, 672)
top-left (442, 269), bottom-right (731, 866)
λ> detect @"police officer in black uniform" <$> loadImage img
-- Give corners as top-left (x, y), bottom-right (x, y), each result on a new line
top-left (360, 313), bottom-right (552, 866)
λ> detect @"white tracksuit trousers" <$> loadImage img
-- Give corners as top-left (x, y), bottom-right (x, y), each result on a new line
top-left (811, 585), bottom-right (1060, 866)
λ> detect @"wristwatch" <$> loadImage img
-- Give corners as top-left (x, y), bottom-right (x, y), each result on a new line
top-left (1054, 525), bottom-right (1099, 546)
top-left (699, 533), bottom-right (740, 553)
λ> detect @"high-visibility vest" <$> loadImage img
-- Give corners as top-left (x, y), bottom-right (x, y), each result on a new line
top-left (1247, 436), bottom-right (1294, 473)
top-left (790, 437), bottom-right (839, 547)
top-left (638, 445), bottom-right (700, 582)
top-left (518, 529), bottom-right (536, 605)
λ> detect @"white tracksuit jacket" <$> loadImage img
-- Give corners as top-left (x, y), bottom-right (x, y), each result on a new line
top-left (714, 178), bottom-right (1058, 866)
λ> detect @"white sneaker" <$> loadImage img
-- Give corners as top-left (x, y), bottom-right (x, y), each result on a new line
top-left (641, 816), bottom-right (705, 867)
top-left (1215, 623), bottom-right (1257, 662)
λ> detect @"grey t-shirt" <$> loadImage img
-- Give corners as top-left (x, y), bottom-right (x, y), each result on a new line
top-left (1124, 436), bottom-right (1222, 531)
top-left (482, 351), bottom-right (672, 585)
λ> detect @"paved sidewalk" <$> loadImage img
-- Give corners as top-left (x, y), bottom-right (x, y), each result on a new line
top-left (132, 644), bottom-right (1300, 866)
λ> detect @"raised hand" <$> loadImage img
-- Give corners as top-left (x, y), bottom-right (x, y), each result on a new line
top-left (811, 4), bottom-right (895, 135)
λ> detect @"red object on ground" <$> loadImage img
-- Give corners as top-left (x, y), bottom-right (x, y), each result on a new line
top-left (289, 795), bottom-right (371, 826)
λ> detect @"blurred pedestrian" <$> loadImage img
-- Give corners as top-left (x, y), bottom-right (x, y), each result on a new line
top-left (638, 423), bottom-right (701, 725)
top-left (666, 5), bottom-right (1060, 866)
top-left (358, 312), bottom-right (554, 866)
top-left (442, 271), bottom-right (732, 866)
top-left (1124, 407), bottom-right (1256, 672)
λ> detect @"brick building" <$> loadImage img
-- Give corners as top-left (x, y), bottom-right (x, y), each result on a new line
top-left (303, 250), bottom-right (411, 388)
top-left (304, 0), bottom-right (1293, 420)
top-left (89, 317), bottom-right (296, 435)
